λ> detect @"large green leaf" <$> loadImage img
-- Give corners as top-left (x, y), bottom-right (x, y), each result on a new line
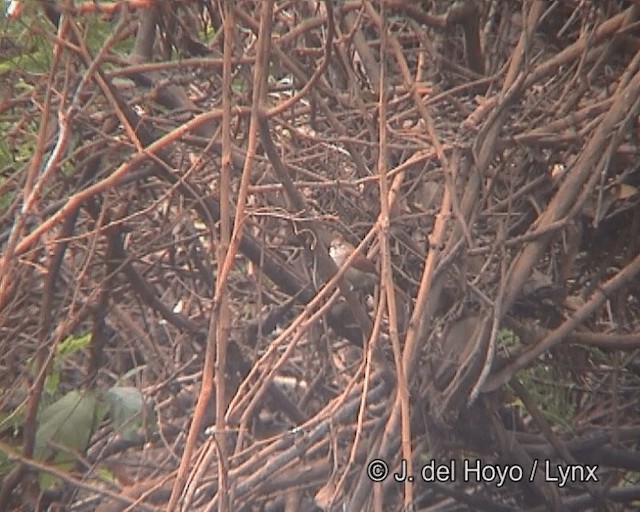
top-left (104, 386), bottom-right (147, 441)
top-left (34, 389), bottom-right (104, 489)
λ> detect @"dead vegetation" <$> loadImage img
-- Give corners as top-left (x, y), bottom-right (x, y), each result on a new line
top-left (1, 0), bottom-right (640, 510)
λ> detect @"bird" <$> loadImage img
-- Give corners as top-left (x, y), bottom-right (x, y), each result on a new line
top-left (329, 233), bottom-right (378, 291)
top-left (329, 232), bottom-right (411, 335)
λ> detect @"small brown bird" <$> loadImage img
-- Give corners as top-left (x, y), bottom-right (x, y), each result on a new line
top-left (329, 233), bottom-right (378, 290)
top-left (330, 232), bottom-right (412, 334)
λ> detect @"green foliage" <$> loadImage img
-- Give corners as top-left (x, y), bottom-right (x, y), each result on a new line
top-left (84, 14), bottom-right (133, 57)
top-left (515, 363), bottom-right (576, 430)
top-left (31, 385), bottom-right (152, 490)
top-left (42, 332), bottom-right (92, 399)
top-left (34, 390), bottom-right (103, 489)
top-left (502, 329), bottom-right (576, 428)
top-left (56, 332), bottom-right (92, 359)
top-left (0, 16), bottom-right (53, 74)
top-left (232, 76), bottom-right (248, 93)
top-left (104, 386), bottom-right (151, 441)
top-left (0, 335), bottom-right (153, 490)
top-left (498, 328), bottom-right (519, 348)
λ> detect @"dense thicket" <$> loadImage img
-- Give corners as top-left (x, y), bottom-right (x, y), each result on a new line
top-left (1, 1), bottom-right (640, 510)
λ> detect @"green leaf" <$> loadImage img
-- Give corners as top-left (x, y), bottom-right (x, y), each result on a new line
top-left (43, 369), bottom-right (59, 395)
top-left (56, 332), bottom-right (91, 358)
top-left (34, 390), bottom-right (99, 466)
top-left (104, 386), bottom-right (147, 441)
